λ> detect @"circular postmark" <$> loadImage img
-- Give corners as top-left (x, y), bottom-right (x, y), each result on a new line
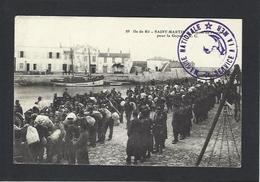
top-left (177, 20), bottom-right (238, 80)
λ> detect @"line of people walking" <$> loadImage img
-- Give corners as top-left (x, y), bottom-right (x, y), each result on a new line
top-left (13, 78), bottom-right (227, 165)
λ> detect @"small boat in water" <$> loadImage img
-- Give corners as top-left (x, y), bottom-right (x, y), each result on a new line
top-left (108, 81), bottom-right (131, 86)
top-left (51, 75), bottom-right (104, 87)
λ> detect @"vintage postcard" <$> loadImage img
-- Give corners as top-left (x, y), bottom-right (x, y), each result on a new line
top-left (13, 16), bottom-right (242, 167)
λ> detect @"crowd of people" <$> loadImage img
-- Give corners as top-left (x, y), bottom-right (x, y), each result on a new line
top-left (14, 77), bottom-right (236, 165)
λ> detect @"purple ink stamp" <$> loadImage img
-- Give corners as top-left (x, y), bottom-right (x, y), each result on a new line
top-left (177, 19), bottom-right (238, 80)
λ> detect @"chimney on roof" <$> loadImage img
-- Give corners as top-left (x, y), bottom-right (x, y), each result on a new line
top-left (107, 48), bottom-right (110, 56)
top-left (120, 50), bottom-right (122, 54)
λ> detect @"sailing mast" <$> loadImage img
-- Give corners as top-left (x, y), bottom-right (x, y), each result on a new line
top-left (70, 47), bottom-right (75, 77)
top-left (88, 47), bottom-right (91, 76)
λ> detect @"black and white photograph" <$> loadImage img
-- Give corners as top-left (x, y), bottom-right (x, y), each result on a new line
top-left (13, 16), bottom-right (242, 167)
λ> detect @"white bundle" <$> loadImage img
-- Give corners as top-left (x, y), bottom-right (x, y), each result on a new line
top-left (89, 97), bottom-right (97, 103)
top-left (112, 112), bottom-right (120, 121)
top-left (120, 100), bottom-right (126, 107)
top-left (63, 112), bottom-right (77, 125)
top-left (48, 129), bottom-right (62, 142)
top-left (104, 108), bottom-right (112, 119)
top-left (86, 116), bottom-right (96, 126)
top-left (65, 112), bottom-right (77, 121)
top-left (26, 125), bottom-right (40, 145)
top-left (140, 93), bottom-right (147, 99)
top-left (34, 115), bottom-right (54, 128)
top-left (170, 91), bottom-right (175, 95)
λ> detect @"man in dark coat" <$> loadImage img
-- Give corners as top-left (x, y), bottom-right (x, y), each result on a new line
top-left (73, 123), bottom-right (89, 164)
top-left (152, 106), bottom-right (167, 154)
top-left (139, 106), bottom-right (153, 161)
top-left (172, 105), bottom-right (182, 144)
top-left (124, 98), bottom-right (134, 129)
top-left (63, 117), bottom-right (79, 164)
top-left (126, 111), bottom-right (142, 165)
top-left (182, 103), bottom-right (193, 139)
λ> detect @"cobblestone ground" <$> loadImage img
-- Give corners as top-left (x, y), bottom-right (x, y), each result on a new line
top-left (87, 104), bottom-right (241, 167)
top-left (14, 103), bottom-right (241, 167)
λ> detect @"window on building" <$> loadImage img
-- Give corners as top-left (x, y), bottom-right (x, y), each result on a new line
top-left (49, 52), bottom-right (52, 59)
top-left (155, 66), bottom-right (158, 71)
top-left (92, 56), bottom-right (96, 62)
top-left (104, 57), bottom-right (107, 63)
top-left (19, 63), bottom-right (24, 69)
top-left (20, 51), bottom-right (24, 58)
top-left (56, 52), bottom-right (60, 59)
top-left (33, 64), bottom-right (37, 70)
top-left (112, 57), bottom-right (115, 63)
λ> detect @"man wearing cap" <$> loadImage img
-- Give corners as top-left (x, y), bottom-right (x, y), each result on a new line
top-left (152, 105), bottom-right (167, 154)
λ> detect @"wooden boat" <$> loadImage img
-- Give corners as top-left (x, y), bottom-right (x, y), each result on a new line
top-left (51, 76), bottom-right (104, 87)
top-left (108, 81), bottom-right (131, 86)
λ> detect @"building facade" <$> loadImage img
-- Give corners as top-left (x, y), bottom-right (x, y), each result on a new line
top-left (71, 45), bottom-right (99, 74)
top-left (97, 50), bottom-right (131, 74)
top-left (15, 46), bottom-right (131, 74)
top-left (15, 46), bottom-right (70, 73)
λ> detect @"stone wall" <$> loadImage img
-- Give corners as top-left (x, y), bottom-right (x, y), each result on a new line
top-left (128, 69), bottom-right (190, 82)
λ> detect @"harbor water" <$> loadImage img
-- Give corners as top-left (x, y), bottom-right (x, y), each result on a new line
top-left (14, 85), bottom-right (131, 111)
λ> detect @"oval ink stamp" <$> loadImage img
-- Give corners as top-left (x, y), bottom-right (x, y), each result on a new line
top-left (177, 20), bottom-right (238, 80)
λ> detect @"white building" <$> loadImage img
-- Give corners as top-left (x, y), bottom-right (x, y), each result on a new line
top-left (71, 45), bottom-right (99, 74)
top-left (14, 46), bottom-right (131, 74)
top-left (15, 45), bottom-right (104, 74)
top-left (15, 46), bottom-right (70, 73)
top-left (97, 50), bottom-right (131, 74)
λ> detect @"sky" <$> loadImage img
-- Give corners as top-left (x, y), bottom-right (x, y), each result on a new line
top-left (15, 16), bottom-right (242, 66)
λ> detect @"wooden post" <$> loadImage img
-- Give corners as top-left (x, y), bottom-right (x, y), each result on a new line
top-left (195, 65), bottom-right (240, 166)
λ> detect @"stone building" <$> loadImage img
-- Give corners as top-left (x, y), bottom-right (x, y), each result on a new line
top-left (14, 46), bottom-right (69, 73)
top-left (97, 50), bottom-right (131, 74)
top-left (14, 46), bottom-right (131, 74)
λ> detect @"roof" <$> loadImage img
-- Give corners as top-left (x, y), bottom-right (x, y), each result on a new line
top-left (98, 52), bottom-right (130, 58)
top-left (147, 56), bottom-right (171, 61)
